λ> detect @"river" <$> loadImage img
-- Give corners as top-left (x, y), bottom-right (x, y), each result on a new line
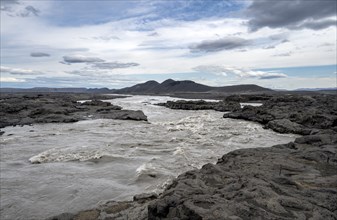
top-left (0, 95), bottom-right (298, 220)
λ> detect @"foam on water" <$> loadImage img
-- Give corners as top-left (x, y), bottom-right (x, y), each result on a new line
top-left (0, 95), bottom-right (298, 220)
top-left (173, 146), bottom-right (185, 155)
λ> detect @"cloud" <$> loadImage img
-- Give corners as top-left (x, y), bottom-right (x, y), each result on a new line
top-left (264, 45), bottom-right (275, 49)
top-left (151, 0), bottom-right (245, 22)
top-left (193, 65), bottom-right (287, 80)
top-left (1, 1), bottom-right (336, 89)
top-left (19, 5), bottom-right (40, 17)
top-left (273, 52), bottom-right (292, 57)
top-left (262, 36), bottom-right (289, 49)
top-left (298, 19), bottom-right (337, 30)
top-left (268, 33), bottom-right (289, 41)
top-left (30, 52), bottom-right (50, 57)
top-left (189, 37), bottom-right (251, 52)
top-left (25, 76), bottom-right (142, 88)
top-left (91, 36), bottom-right (120, 41)
top-left (66, 70), bottom-right (98, 77)
top-left (259, 75), bottom-right (286, 80)
top-left (62, 55), bottom-right (105, 64)
top-left (1, 0), bottom-right (40, 17)
top-left (193, 65), bottom-right (229, 76)
top-left (318, 43), bottom-right (334, 48)
top-left (0, 0), bottom-right (20, 12)
top-left (148, 32), bottom-right (159, 37)
top-left (247, 0), bottom-right (337, 31)
top-left (66, 61), bottom-right (140, 77)
top-left (0, 66), bottom-right (43, 75)
top-left (0, 77), bottom-right (26, 82)
top-left (91, 62), bottom-right (140, 69)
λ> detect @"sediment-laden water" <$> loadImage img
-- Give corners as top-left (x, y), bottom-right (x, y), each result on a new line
top-left (0, 95), bottom-right (298, 220)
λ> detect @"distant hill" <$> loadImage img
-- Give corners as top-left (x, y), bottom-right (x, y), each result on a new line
top-left (294, 87), bottom-right (337, 91)
top-left (212, 84), bottom-right (272, 93)
top-left (115, 79), bottom-right (272, 94)
top-left (116, 79), bottom-right (212, 94)
top-left (0, 87), bottom-right (115, 93)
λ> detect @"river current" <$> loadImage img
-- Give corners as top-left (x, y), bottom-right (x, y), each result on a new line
top-left (0, 95), bottom-right (298, 220)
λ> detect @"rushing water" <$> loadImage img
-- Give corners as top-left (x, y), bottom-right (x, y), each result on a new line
top-left (0, 95), bottom-right (298, 220)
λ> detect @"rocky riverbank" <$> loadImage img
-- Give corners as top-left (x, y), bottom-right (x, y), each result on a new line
top-left (49, 132), bottom-right (337, 220)
top-left (0, 93), bottom-right (147, 134)
top-left (44, 94), bottom-right (337, 220)
top-left (223, 94), bottom-right (337, 135)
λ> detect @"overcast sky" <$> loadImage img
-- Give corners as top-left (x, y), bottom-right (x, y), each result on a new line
top-left (1, 0), bottom-right (336, 89)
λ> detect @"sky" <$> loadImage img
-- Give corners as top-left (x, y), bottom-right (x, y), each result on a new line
top-left (0, 0), bottom-right (336, 90)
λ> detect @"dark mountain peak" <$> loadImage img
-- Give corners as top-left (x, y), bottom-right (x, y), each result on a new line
top-left (116, 80), bottom-right (159, 94)
top-left (182, 80), bottom-right (195, 83)
top-left (144, 80), bottom-right (159, 85)
top-left (160, 79), bottom-right (200, 87)
top-left (150, 79), bottom-right (211, 93)
top-left (161, 79), bottom-right (175, 84)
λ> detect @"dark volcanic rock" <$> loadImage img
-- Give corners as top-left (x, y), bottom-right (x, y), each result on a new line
top-left (81, 99), bottom-right (120, 108)
top-left (224, 94), bottom-right (273, 102)
top-left (98, 110), bottom-right (147, 121)
top-left (224, 94), bottom-right (337, 134)
top-left (133, 193), bottom-right (158, 202)
top-left (0, 93), bottom-right (147, 130)
top-left (159, 100), bottom-right (241, 112)
top-left (265, 119), bottom-right (311, 135)
top-left (148, 133), bottom-right (337, 220)
top-left (213, 101), bottom-right (241, 112)
top-left (158, 100), bottom-right (216, 110)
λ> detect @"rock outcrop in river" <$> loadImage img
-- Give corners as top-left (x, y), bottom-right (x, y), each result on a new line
top-left (49, 93), bottom-right (337, 220)
top-left (157, 100), bottom-right (241, 112)
top-left (0, 93), bottom-right (147, 131)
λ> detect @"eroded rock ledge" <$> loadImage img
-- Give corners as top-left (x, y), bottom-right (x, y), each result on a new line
top-left (157, 100), bottom-right (241, 112)
top-left (0, 93), bottom-right (147, 132)
top-left (223, 94), bottom-right (337, 135)
top-left (148, 133), bottom-right (337, 219)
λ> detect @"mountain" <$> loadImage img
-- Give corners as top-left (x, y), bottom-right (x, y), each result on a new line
top-left (153, 79), bottom-right (212, 93)
top-left (212, 84), bottom-right (273, 93)
top-left (115, 79), bottom-right (212, 94)
top-left (116, 80), bottom-right (160, 94)
top-left (294, 87), bottom-right (337, 91)
top-left (0, 87), bottom-right (115, 93)
top-left (115, 79), bottom-right (272, 94)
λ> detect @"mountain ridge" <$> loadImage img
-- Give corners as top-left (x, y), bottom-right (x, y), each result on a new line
top-left (1, 79), bottom-right (273, 94)
top-left (114, 79), bottom-right (272, 94)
